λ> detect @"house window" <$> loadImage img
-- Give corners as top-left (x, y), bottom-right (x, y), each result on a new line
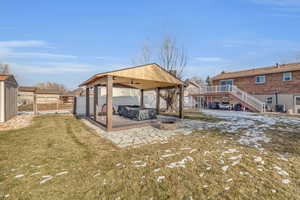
top-left (220, 80), bottom-right (233, 86)
top-left (283, 72), bottom-right (292, 81)
top-left (255, 75), bottom-right (266, 83)
top-left (266, 97), bottom-right (273, 104)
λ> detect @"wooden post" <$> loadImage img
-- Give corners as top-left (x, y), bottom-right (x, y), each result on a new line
top-left (156, 88), bottom-right (160, 114)
top-left (33, 94), bottom-right (37, 115)
top-left (94, 85), bottom-right (98, 120)
top-left (106, 76), bottom-right (113, 131)
top-left (140, 89), bottom-right (144, 108)
top-left (86, 87), bottom-right (90, 117)
top-left (73, 96), bottom-right (77, 115)
top-left (179, 85), bottom-right (184, 119)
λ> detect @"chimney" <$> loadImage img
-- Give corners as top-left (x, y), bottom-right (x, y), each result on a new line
top-left (276, 63), bottom-right (280, 68)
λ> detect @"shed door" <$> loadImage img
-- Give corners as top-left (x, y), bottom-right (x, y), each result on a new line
top-left (295, 96), bottom-right (300, 114)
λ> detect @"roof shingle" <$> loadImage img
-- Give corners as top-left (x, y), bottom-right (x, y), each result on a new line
top-left (212, 62), bottom-right (300, 81)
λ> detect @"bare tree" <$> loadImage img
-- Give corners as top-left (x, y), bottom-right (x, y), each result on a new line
top-left (36, 82), bottom-right (68, 93)
top-left (158, 36), bottom-right (187, 112)
top-left (132, 41), bottom-right (152, 65)
top-left (206, 76), bottom-right (211, 86)
top-left (0, 63), bottom-right (10, 74)
top-left (135, 36), bottom-right (188, 112)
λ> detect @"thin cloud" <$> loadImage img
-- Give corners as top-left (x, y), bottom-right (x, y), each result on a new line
top-left (195, 57), bottom-right (226, 62)
top-left (10, 62), bottom-right (94, 74)
top-left (0, 40), bottom-right (47, 48)
top-left (5, 52), bottom-right (77, 59)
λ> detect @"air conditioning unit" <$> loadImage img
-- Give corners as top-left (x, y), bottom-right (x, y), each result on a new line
top-left (275, 104), bottom-right (286, 113)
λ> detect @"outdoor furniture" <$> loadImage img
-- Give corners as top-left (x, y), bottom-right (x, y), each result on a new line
top-left (118, 105), bottom-right (157, 121)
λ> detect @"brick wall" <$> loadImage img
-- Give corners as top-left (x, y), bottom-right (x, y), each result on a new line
top-left (212, 71), bottom-right (300, 95)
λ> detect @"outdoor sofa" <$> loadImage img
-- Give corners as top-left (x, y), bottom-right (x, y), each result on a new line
top-left (118, 105), bottom-right (157, 121)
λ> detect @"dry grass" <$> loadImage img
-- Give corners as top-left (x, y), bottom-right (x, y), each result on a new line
top-left (0, 115), bottom-right (299, 199)
top-left (163, 109), bottom-right (223, 122)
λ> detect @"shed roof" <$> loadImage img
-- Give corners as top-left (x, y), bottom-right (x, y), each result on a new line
top-left (0, 74), bottom-right (18, 86)
top-left (0, 74), bottom-right (13, 81)
top-left (80, 63), bottom-right (184, 90)
top-left (212, 62), bottom-right (300, 81)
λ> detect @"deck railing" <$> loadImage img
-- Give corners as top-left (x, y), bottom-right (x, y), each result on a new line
top-left (195, 85), bottom-right (265, 112)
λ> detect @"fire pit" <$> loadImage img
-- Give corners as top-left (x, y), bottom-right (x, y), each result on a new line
top-left (159, 120), bottom-right (177, 130)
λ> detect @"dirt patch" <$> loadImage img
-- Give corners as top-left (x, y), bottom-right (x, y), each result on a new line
top-left (0, 115), bottom-right (33, 131)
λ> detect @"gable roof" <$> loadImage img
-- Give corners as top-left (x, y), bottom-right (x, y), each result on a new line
top-left (35, 89), bottom-right (61, 95)
top-left (0, 74), bottom-right (14, 81)
top-left (19, 86), bottom-right (37, 92)
top-left (0, 74), bottom-right (18, 86)
top-left (19, 86), bottom-right (61, 94)
top-left (212, 62), bottom-right (300, 81)
top-left (79, 63), bottom-right (184, 90)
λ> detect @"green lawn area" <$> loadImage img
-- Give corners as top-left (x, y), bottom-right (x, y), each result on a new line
top-left (0, 115), bottom-right (299, 199)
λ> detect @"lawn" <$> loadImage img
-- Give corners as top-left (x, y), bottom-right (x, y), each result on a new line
top-left (0, 115), bottom-right (300, 199)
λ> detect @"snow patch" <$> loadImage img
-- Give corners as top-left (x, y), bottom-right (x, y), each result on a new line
top-left (167, 156), bottom-right (194, 168)
top-left (15, 174), bottom-right (24, 178)
top-left (157, 176), bottom-right (165, 182)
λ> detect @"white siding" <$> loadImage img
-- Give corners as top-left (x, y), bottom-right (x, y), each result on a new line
top-left (0, 81), bottom-right (4, 122)
top-left (5, 82), bottom-right (18, 121)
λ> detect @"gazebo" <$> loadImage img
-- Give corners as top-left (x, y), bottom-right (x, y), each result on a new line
top-left (79, 63), bottom-right (185, 131)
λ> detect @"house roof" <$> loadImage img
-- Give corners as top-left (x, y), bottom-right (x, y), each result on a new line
top-left (79, 63), bottom-right (185, 90)
top-left (35, 89), bottom-right (62, 95)
top-left (212, 62), bottom-right (300, 81)
top-left (61, 88), bottom-right (83, 97)
top-left (19, 86), bottom-right (61, 94)
top-left (19, 86), bottom-right (37, 92)
top-left (185, 80), bottom-right (201, 88)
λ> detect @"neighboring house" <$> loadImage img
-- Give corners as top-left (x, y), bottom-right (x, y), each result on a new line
top-left (192, 62), bottom-right (300, 114)
top-left (18, 86), bottom-right (36, 104)
top-left (18, 86), bottom-right (62, 104)
top-left (0, 74), bottom-right (18, 122)
top-left (79, 87), bottom-right (140, 97)
top-left (184, 80), bottom-right (201, 108)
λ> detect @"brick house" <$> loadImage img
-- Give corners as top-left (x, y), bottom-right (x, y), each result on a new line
top-left (192, 62), bottom-right (300, 114)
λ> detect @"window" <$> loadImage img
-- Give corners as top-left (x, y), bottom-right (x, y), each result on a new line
top-left (283, 72), bottom-right (292, 81)
top-left (255, 75), bottom-right (266, 83)
top-left (220, 80), bottom-right (233, 86)
top-left (266, 97), bottom-right (273, 104)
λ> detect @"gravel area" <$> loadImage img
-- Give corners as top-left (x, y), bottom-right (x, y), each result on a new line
top-left (0, 115), bottom-right (34, 131)
top-left (82, 110), bottom-right (300, 148)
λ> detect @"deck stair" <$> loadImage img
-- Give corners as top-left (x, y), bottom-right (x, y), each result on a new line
top-left (195, 85), bottom-right (265, 113)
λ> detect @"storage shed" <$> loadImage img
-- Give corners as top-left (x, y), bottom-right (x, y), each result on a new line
top-left (0, 74), bottom-right (18, 123)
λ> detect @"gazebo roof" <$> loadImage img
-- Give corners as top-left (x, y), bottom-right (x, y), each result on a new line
top-left (80, 63), bottom-right (184, 90)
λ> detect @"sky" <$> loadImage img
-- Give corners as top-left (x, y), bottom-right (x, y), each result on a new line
top-left (1, 0), bottom-right (300, 90)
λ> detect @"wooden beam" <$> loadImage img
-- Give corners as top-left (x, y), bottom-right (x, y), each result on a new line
top-left (156, 88), bottom-right (160, 114)
top-left (86, 87), bottom-right (90, 117)
top-left (94, 85), bottom-right (98, 120)
top-left (33, 94), bottom-right (37, 115)
top-left (106, 76), bottom-right (113, 131)
top-left (140, 89), bottom-right (144, 108)
top-left (73, 96), bottom-right (77, 115)
top-left (179, 85), bottom-right (184, 119)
